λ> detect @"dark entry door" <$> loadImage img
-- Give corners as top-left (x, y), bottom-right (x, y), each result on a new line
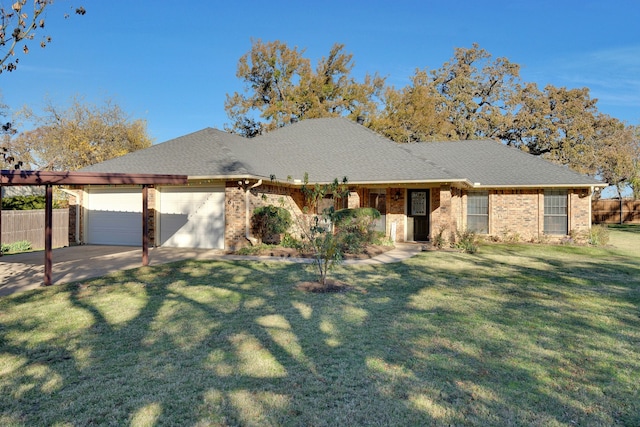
top-left (408, 190), bottom-right (430, 241)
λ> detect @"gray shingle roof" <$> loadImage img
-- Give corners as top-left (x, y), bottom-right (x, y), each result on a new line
top-left (80, 128), bottom-right (251, 177)
top-left (79, 117), bottom-right (603, 187)
top-left (247, 117), bottom-right (457, 183)
top-left (399, 139), bottom-right (601, 187)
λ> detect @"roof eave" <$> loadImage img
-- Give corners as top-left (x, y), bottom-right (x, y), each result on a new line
top-left (469, 182), bottom-right (607, 189)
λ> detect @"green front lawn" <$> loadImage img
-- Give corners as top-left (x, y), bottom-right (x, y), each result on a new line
top-left (1, 236), bottom-right (639, 426)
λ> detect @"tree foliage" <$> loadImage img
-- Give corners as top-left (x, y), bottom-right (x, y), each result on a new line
top-left (372, 44), bottom-right (520, 143)
top-left (225, 40), bottom-right (384, 136)
top-left (6, 97), bottom-right (152, 170)
top-left (505, 83), bottom-right (639, 194)
top-left (430, 43), bottom-right (520, 140)
top-left (373, 70), bottom-right (453, 143)
top-left (0, 0), bottom-right (85, 168)
top-left (225, 40), bottom-right (640, 195)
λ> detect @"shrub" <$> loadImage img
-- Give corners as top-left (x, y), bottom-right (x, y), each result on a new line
top-left (334, 208), bottom-right (381, 254)
top-left (1, 240), bottom-right (32, 254)
top-left (251, 205), bottom-right (292, 244)
top-left (455, 229), bottom-right (479, 254)
top-left (433, 228), bottom-right (447, 249)
top-left (588, 224), bottom-right (610, 246)
top-left (372, 231), bottom-right (394, 246)
top-left (281, 233), bottom-right (302, 249)
top-left (2, 196), bottom-right (46, 210)
top-left (236, 243), bottom-right (272, 255)
top-left (1, 195), bottom-right (65, 210)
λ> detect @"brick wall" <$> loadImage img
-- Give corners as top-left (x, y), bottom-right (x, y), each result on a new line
top-left (568, 189), bottom-right (591, 232)
top-left (224, 183), bottom-right (247, 251)
top-left (224, 181), bottom-right (310, 250)
top-left (490, 189), bottom-right (541, 240)
top-left (431, 185), bottom-right (452, 236)
top-left (455, 188), bottom-right (594, 241)
top-left (68, 191), bottom-right (79, 244)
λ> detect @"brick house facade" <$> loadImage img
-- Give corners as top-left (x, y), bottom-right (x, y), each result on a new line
top-left (72, 118), bottom-right (603, 250)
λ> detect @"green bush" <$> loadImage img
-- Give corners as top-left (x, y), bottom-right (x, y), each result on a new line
top-left (372, 231), bottom-right (394, 246)
top-left (236, 243), bottom-right (273, 255)
top-left (1, 240), bottom-right (32, 254)
top-left (2, 196), bottom-right (46, 210)
top-left (1, 195), bottom-right (65, 210)
top-left (334, 208), bottom-right (381, 254)
top-left (251, 205), bottom-right (292, 244)
top-left (281, 233), bottom-right (302, 249)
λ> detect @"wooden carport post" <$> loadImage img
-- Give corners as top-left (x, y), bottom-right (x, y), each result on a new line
top-left (142, 184), bottom-right (149, 266)
top-left (44, 184), bottom-right (53, 286)
top-left (0, 182), bottom-right (3, 258)
top-left (1, 170), bottom-right (187, 288)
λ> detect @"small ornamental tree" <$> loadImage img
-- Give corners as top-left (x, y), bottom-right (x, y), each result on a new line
top-left (268, 173), bottom-right (348, 289)
top-left (298, 174), bottom-right (350, 288)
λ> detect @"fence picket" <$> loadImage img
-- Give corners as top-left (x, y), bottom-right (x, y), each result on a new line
top-left (0, 209), bottom-right (69, 249)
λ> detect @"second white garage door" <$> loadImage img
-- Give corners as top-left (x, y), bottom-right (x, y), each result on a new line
top-left (158, 186), bottom-right (225, 249)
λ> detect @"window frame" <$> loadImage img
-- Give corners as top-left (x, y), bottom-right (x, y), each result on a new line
top-left (466, 190), bottom-right (489, 234)
top-left (544, 189), bottom-right (568, 235)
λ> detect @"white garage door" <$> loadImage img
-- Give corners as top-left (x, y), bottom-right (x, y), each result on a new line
top-left (86, 187), bottom-right (142, 246)
top-left (159, 186), bottom-right (225, 249)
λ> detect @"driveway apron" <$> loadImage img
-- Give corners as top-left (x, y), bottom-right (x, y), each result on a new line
top-left (0, 244), bottom-right (421, 297)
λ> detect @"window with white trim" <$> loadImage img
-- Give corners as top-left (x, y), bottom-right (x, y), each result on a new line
top-left (467, 191), bottom-right (489, 234)
top-left (544, 190), bottom-right (568, 235)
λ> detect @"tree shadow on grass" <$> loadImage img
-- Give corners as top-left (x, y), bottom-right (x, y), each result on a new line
top-left (0, 247), bottom-right (638, 425)
top-left (0, 259), bottom-right (436, 425)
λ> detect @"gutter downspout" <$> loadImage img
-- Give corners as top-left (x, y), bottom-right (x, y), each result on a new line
top-left (245, 179), bottom-right (263, 245)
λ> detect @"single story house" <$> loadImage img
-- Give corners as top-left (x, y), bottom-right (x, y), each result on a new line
top-left (71, 117), bottom-right (605, 250)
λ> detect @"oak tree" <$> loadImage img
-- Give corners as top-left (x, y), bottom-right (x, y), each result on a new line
top-left (225, 40), bottom-right (384, 136)
top-left (429, 43), bottom-right (520, 140)
top-left (371, 69), bottom-right (453, 142)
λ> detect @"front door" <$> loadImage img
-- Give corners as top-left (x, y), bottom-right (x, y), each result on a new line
top-left (408, 190), bottom-right (430, 241)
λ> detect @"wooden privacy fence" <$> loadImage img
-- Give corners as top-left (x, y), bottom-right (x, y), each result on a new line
top-left (1, 209), bottom-right (69, 249)
top-left (592, 200), bottom-right (640, 224)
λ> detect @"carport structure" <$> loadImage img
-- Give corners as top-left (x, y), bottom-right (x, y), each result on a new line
top-left (1, 170), bottom-right (187, 286)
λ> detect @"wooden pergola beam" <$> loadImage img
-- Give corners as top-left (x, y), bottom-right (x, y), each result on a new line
top-left (1, 170), bottom-right (188, 186)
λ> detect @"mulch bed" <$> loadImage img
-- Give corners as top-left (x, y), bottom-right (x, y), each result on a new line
top-left (246, 244), bottom-right (393, 260)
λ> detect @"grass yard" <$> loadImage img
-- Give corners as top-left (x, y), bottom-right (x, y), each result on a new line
top-left (0, 229), bottom-right (639, 426)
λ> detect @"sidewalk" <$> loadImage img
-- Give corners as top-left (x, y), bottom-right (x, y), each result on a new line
top-left (0, 243), bottom-right (423, 297)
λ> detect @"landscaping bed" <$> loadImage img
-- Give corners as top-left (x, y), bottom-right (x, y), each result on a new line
top-left (238, 243), bottom-right (393, 259)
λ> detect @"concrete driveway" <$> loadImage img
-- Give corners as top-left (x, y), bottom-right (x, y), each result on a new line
top-left (0, 245), bottom-right (227, 297)
top-left (0, 243), bottom-right (422, 297)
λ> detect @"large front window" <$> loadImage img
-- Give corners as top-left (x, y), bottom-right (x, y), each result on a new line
top-left (467, 191), bottom-right (489, 234)
top-left (544, 190), bottom-right (568, 235)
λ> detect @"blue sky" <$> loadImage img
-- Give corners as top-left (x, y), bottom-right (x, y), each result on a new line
top-left (2, 0), bottom-right (639, 144)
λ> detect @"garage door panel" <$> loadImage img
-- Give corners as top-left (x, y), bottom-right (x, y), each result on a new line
top-left (86, 188), bottom-right (142, 246)
top-left (86, 211), bottom-right (141, 245)
top-left (159, 186), bottom-right (225, 249)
